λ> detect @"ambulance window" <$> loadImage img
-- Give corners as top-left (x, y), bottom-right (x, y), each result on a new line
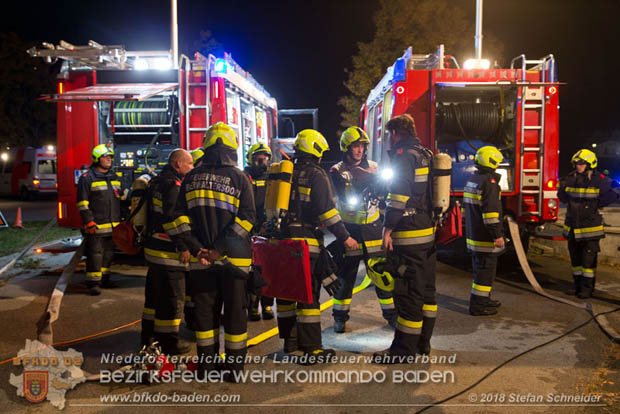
top-left (38, 159), bottom-right (56, 174)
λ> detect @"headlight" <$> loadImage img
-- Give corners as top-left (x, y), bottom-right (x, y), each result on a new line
top-left (547, 199), bottom-right (557, 209)
top-left (380, 168), bottom-right (394, 180)
top-left (347, 196), bottom-right (359, 207)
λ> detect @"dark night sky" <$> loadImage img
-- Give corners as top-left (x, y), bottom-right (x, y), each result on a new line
top-left (3, 0), bottom-right (620, 169)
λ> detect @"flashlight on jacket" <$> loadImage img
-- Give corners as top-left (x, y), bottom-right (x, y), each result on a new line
top-left (380, 168), bottom-right (394, 180)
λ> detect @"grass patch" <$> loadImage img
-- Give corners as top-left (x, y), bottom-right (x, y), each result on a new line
top-left (0, 220), bottom-right (79, 257)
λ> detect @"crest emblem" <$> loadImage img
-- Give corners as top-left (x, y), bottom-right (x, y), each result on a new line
top-left (23, 371), bottom-right (48, 403)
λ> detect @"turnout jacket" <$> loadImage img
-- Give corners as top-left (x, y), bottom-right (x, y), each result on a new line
top-left (558, 169), bottom-right (617, 241)
top-left (330, 158), bottom-right (382, 257)
top-left (384, 136), bottom-right (435, 251)
top-left (76, 165), bottom-right (121, 234)
top-left (285, 157), bottom-right (350, 257)
top-left (243, 166), bottom-right (268, 232)
top-left (463, 167), bottom-right (505, 254)
top-left (144, 165), bottom-right (188, 270)
top-left (165, 145), bottom-right (256, 275)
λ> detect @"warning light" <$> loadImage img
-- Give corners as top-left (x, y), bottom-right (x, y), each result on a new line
top-left (395, 86), bottom-right (405, 94)
top-left (215, 59), bottom-right (228, 73)
top-left (549, 86), bottom-right (557, 95)
top-left (35, 248), bottom-right (43, 254)
top-left (546, 179), bottom-right (555, 189)
top-left (58, 82), bottom-right (63, 95)
top-left (58, 202), bottom-right (63, 220)
top-left (33, 179), bottom-right (40, 186)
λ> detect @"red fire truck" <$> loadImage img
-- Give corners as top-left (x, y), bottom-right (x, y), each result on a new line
top-left (28, 41), bottom-right (279, 229)
top-left (361, 45), bottom-right (560, 241)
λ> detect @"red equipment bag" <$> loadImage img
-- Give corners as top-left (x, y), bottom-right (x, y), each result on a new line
top-left (112, 222), bottom-right (142, 255)
top-left (435, 202), bottom-right (463, 245)
top-left (251, 236), bottom-right (313, 304)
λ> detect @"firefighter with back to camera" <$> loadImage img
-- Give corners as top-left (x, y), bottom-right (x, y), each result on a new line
top-left (77, 144), bottom-right (122, 296)
top-left (244, 143), bottom-right (275, 321)
top-left (140, 149), bottom-right (194, 355)
top-left (558, 149), bottom-right (618, 299)
top-left (276, 129), bottom-right (358, 362)
top-left (373, 114), bottom-right (438, 363)
top-left (463, 145), bottom-right (505, 316)
top-left (164, 122), bottom-right (255, 381)
top-left (329, 126), bottom-right (396, 333)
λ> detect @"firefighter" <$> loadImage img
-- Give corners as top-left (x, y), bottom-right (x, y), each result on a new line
top-left (141, 149), bottom-right (194, 354)
top-left (77, 144), bottom-right (122, 296)
top-left (558, 149), bottom-right (618, 298)
top-left (165, 122), bottom-right (255, 380)
top-left (462, 146), bottom-right (505, 316)
top-left (329, 126), bottom-right (396, 333)
top-left (277, 129), bottom-right (358, 361)
top-left (243, 143), bottom-right (275, 321)
top-left (374, 114), bottom-right (437, 362)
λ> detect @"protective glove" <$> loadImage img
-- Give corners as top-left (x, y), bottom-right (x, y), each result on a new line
top-left (321, 273), bottom-right (342, 297)
top-left (85, 221), bottom-right (98, 235)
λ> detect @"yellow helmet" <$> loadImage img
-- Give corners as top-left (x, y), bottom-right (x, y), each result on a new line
top-left (246, 142), bottom-right (272, 164)
top-left (203, 122), bottom-right (238, 150)
top-left (340, 126), bottom-right (370, 152)
top-left (475, 146), bottom-right (503, 169)
top-left (366, 258), bottom-right (394, 292)
top-left (571, 149), bottom-right (597, 169)
top-left (190, 148), bottom-right (205, 165)
top-left (92, 144), bottom-right (114, 163)
top-left (294, 129), bottom-right (329, 158)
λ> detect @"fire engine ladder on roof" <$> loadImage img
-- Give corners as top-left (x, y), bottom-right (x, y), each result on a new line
top-left (182, 54), bottom-right (214, 149)
top-left (513, 54), bottom-right (556, 217)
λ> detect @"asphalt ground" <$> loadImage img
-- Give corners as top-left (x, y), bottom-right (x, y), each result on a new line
top-left (0, 248), bottom-right (619, 414)
top-left (0, 197), bottom-right (57, 224)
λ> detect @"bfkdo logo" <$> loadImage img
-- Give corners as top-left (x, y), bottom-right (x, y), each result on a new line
top-left (23, 371), bottom-right (49, 403)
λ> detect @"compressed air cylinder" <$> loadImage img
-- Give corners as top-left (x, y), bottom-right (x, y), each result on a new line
top-left (265, 162), bottom-right (280, 220)
top-left (130, 174), bottom-right (151, 232)
top-left (432, 153), bottom-right (452, 215)
top-left (275, 160), bottom-right (294, 217)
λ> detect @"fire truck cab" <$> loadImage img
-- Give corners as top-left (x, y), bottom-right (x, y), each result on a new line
top-left (28, 41), bottom-right (278, 229)
top-left (362, 45), bottom-right (560, 238)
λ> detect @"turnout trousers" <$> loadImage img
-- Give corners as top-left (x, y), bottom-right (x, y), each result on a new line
top-left (469, 253), bottom-right (498, 312)
top-left (85, 234), bottom-right (114, 287)
top-left (141, 263), bottom-right (186, 350)
top-left (332, 255), bottom-right (396, 323)
top-left (276, 258), bottom-right (321, 351)
top-left (388, 247), bottom-right (437, 356)
top-left (568, 236), bottom-right (599, 296)
top-left (191, 265), bottom-right (248, 373)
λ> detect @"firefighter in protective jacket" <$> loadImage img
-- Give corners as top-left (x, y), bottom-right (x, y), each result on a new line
top-left (165, 122), bottom-right (255, 380)
top-left (141, 149), bottom-right (194, 355)
top-left (374, 114), bottom-right (437, 362)
top-left (329, 126), bottom-right (396, 333)
top-left (243, 143), bottom-right (275, 321)
top-left (277, 129), bottom-right (358, 361)
top-left (463, 146), bottom-right (505, 316)
top-left (76, 144), bottom-right (121, 296)
top-left (558, 149), bottom-right (618, 298)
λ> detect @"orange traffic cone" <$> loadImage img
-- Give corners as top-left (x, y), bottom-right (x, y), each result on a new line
top-left (13, 207), bottom-right (23, 229)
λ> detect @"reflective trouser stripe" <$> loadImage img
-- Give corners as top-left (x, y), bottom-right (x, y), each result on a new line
top-left (86, 271), bottom-right (102, 281)
top-left (573, 225), bottom-right (605, 240)
top-left (225, 332), bottom-right (247, 350)
top-left (571, 266), bottom-right (583, 276)
top-left (196, 329), bottom-right (219, 347)
top-left (396, 316), bottom-right (422, 335)
top-left (142, 307), bottom-right (155, 321)
top-left (422, 304), bottom-right (438, 318)
top-left (471, 282), bottom-right (492, 297)
top-left (333, 298), bottom-right (351, 311)
top-left (154, 319), bottom-right (181, 333)
top-left (296, 308), bottom-right (321, 323)
top-left (378, 297), bottom-right (395, 310)
top-left (582, 268), bottom-right (595, 278)
top-left (101, 267), bottom-right (110, 274)
top-left (277, 304), bottom-right (297, 318)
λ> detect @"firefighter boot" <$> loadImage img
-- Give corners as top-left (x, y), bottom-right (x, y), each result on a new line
top-left (469, 294), bottom-right (498, 316)
top-left (196, 345), bottom-right (218, 380)
top-left (262, 306), bottom-right (274, 320)
top-left (333, 320), bottom-right (346, 334)
top-left (417, 317), bottom-right (435, 355)
top-left (487, 295), bottom-right (501, 308)
top-left (248, 294), bottom-right (261, 322)
top-left (157, 332), bottom-right (191, 355)
top-left (86, 282), bottom-right (101, 296)
top-left (101, 274), bottom-right (118, 289)
top-left (283, 325), bottom-right (298, 353)
top-left (567, 275), bottom-right (582, 296)
top-left (141, 320), bottom-right (154, 348)
top-left (577, 276), bottom-right (595, 299)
